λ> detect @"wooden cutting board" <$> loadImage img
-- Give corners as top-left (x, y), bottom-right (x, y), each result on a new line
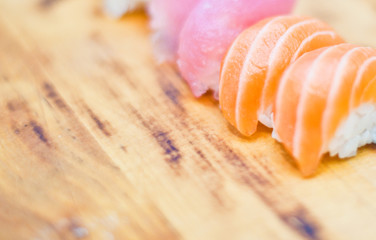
top-left (1, 0), bottom-right (376, 239)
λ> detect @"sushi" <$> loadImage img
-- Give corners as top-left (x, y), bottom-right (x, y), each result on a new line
top-left (105, 1), bottom-right (376, 176)
top-left (106, 0), bottom-right (295, 98)
top-left (219, 15), bottom-right (344, 136)
top-left (274, 43), bottom-right (376, 176)
top-left (148, 0), bottom-right (201, 62)
top-left (178, 0), bottom-right (296, 98)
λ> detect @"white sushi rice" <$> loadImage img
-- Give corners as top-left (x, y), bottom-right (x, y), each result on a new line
top-left (272, 103), bottom-right (376, 158)
top-left (103, 0), bottom-right (149, 18)
top-left (259, 107), bottom-right (274, 128)
top-left (328, 103), bottom-right (376, 158)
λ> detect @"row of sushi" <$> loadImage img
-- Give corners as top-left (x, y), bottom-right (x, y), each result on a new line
top-left (106, 0), bottom-right (295, 96)
top-left (219, 16), bottom-right (376, 176)
top-left (107, 0), bottom-right (376, 176)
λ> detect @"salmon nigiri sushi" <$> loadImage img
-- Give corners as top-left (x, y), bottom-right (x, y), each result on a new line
top-left (275, 43), bottom-right (376, 176)
top-left (219, 15), bottom-right (344, 136)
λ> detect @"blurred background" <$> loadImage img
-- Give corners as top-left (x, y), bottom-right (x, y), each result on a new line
top-left (295, 0), bottom-right (376, 47)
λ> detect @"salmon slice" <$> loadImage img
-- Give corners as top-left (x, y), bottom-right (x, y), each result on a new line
top-left (275, 44), bottom-right (376, 176)
top-left (351, 57), bottom-right (376, 107)
top-left (219, 15), bottom-right (344, 136)
top-left (322, 47), bottom-right (376, 150)
top-left (274, 47), bottom-right (327, 155)
top-left (290, 44), bottom-right (356, 175)
top-left (219, 20), bottom-right (267, 127)
top-left (361, 76), bottom-right (376, 103)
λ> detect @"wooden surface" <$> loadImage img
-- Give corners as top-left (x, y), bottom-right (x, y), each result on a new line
top-left (1, 0), bottom-right (376, 239)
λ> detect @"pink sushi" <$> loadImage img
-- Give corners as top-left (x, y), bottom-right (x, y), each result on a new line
top-left (178, 0), bottom-right (296, 97)
top-left (148, 0), bottom-right (201, 62)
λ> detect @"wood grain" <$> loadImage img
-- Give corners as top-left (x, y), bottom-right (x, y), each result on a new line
top-left (1, 0), bottom-right (376, 239)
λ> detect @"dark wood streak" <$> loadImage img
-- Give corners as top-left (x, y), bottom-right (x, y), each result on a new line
top-left (6, 100), bottom-right (28, 113)
top-left (15, 120), bottom-right (52, 152)
top-left (126, 101), bottom-right (227, 206)
top-left (30, 121), bottom-right (49, 145)
top-left (126, 66), bottom-right (227, 207)
top-left (120, 145), bottom-right (127, 153)
top-left (204, 133), bottom-right (322, 240)
top-left (43, 82), bottom-right (70, 112)
top-left (106, 58), bottom-right (138, 90)
top-left (191, 146), bottom-right (226, 207)
top-left (210, 135), bottom-right (272, 187)
top-left (44, 82), bottom-right (57, 98)
top-left (7, 102), bottom-right (16, 111)
top-left (38, 0), bottom-right (62, 9)
top-left (192, 147), bottom-right (214, 171)
top-left (6, 100), bottom-right (49, 145)
top-left (85, 107), bottom-right (112, 137)
top-left (128, 106), bottom-right (182, 170)
top-left (161, 83), bottom-right (181, 107)
top-left (34, 51), bottom-right (51, 66)
top-left (14, 129), bottom-right (20, 135)
top-left (158, 77), bottom-right (183, 110)
top-left (281, 209), bottom-right (321, 240)
top-left (153, 131), bottom-right (181, 164)
top-left (106, 59), bottom-right (127, 77)
top-left (155, 67), bottom-right (185, 112)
